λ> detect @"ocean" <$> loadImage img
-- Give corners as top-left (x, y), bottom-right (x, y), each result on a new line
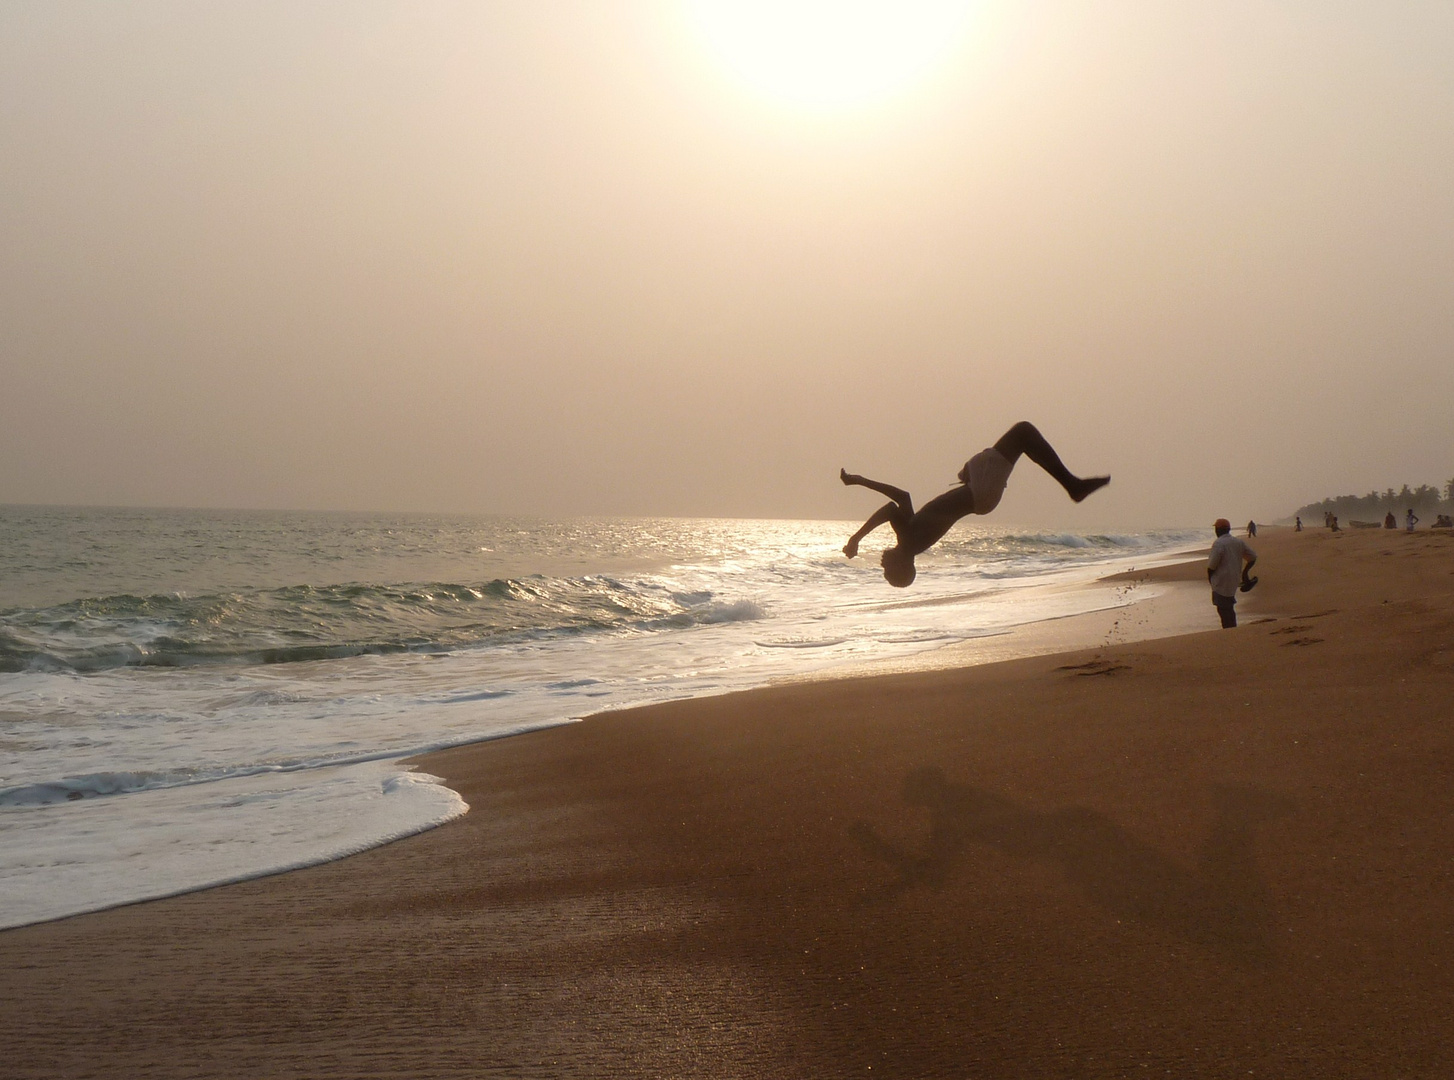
top-left (0, 505), bottom-right (1201, 929)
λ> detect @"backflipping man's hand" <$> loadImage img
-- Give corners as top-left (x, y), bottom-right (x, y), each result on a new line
top-left (843, 538), bottom-right (859, 559)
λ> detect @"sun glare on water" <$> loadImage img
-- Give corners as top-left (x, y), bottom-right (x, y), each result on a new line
top-left (684, 1), bottom-right (975, 114)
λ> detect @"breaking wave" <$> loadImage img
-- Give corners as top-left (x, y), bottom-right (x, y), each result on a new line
top-left (0, 575), bottom-right (768, 673)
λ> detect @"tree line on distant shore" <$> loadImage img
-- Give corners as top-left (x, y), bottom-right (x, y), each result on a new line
top-left (1295, 478), bottom-right (1454, 524)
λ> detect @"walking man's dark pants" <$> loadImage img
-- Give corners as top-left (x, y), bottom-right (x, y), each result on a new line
top-left (1214, 592), bottom-right (1237, 629)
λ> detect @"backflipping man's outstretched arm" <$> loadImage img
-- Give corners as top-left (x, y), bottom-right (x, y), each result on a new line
top-left (841, 469), bottom-right (914, 558)
top-left (844, 502), bottom-right (899, 558)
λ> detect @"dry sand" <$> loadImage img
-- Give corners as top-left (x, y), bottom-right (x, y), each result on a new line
top-left (4, 526), bottom-right (1454, 1078)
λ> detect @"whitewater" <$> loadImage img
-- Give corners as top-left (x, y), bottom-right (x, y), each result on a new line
top-left (0, 506), bottom-right (1201, 929)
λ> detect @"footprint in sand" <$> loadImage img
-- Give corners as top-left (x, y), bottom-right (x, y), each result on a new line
top-left (1056, 659), bottom-right (1131, 677)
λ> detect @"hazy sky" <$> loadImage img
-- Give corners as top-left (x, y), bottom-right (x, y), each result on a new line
top-left (3, 1), bottom-right (1452, 528)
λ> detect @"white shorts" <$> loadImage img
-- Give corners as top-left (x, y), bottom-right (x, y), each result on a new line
top-left (964, 447), bottom-right (1014, 515)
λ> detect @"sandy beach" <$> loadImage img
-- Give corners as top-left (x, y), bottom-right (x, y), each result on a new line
top-left (4, 526), bottom-right (1453, 1078)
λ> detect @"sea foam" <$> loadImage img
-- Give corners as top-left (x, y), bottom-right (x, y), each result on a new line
top-left (0, 760), bottom-right (466, 929)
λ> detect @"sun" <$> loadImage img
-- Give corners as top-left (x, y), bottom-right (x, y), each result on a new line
top-left (683, 1), bottom-right (975, 114)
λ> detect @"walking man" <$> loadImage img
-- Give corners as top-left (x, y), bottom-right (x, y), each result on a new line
top-left (1208, 518), bottom-right (1257, 629)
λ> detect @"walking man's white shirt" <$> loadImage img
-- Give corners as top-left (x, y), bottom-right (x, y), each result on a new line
top-left (1208, 533), bottom-right (1255, 597)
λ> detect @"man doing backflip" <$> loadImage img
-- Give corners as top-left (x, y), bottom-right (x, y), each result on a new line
top-left (840, 421), bottom-right (1110, 588)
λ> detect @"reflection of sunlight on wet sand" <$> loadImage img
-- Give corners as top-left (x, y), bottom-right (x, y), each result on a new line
top-left (864, 588), bottom-right (998, 611)
top-left (801, 576), bottom-right (1211, 682)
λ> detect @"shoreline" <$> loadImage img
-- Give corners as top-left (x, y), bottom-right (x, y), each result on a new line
top-left (707, 543), bottom-right (1217, 687)
top-left (5, 527), bottom-right (1454, 1076)
top-left (0, 540), bottom-right (1210, 933)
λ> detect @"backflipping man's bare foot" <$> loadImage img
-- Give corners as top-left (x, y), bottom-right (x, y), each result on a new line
top-left (1069, 475), bottom-right (1111, 502)
top-left (841, 468), bottom-right (854, 485)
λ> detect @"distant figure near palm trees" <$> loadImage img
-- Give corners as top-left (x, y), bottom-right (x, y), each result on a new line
top-left (840, 421), bottom-right (1109, 588)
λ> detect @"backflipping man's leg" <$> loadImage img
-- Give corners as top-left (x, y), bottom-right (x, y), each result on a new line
top-left (991, 421), bottom-right (1109, 503)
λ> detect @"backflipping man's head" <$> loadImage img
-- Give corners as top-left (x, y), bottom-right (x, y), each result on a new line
top-left (880, 546), bottom-right (917, 588)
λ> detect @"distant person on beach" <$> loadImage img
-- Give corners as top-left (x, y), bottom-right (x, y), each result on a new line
top-left (1295, 516), bottom-right (1302, 532)
top-left (1208, 518), bottom-right (1257, 629)
top-left (1246, 520), bottom-right (1257, 537)
top-left (1384, 511), bottom-right (1397, 530)
top-left (1435, 514), bottom-right (1453, 529)
top-left (840, 421), bottom-right (1109, 588)
top-left (1331, 515), bottom-right (1340, 532)
top-left (1406, 509), bottom-right (1419, 532)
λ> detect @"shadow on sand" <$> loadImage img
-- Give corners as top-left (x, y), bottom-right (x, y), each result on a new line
top-left (850, 768), bottom-right (1294, 967)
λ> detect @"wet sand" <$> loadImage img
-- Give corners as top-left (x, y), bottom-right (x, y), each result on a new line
top-left (4, 526), bottom-right (1454, 1078)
